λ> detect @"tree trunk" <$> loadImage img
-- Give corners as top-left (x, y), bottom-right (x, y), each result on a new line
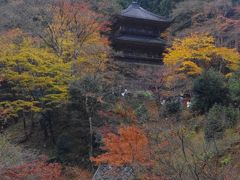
top-left (47, 112), bottom-right (56, 144)
top-left (23, 114), bottom-right (28, 139)
top-left (29, 112), bottom-right (35, 137)
top-left (89, 116), bottom-right (93, 159)
top-left (85, 96), bottom-right (94, 171)
top-left (40, 118), bottom-right (49, 140)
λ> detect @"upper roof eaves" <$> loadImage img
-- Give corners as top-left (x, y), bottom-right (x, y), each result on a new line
top-left (120, 2), bottom-right (171, 22)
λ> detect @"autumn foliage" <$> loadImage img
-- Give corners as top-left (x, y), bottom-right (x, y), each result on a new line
top-left (0, 0), bottom-right (110, 140)
top-left (2, 157), bottom-right (62, 180)
top-left (164, 34), bottom-right (240, 76)
top-left (91, 125), bottom-right (149, 166)
top-left (42, 0), bottom-right (109, 75)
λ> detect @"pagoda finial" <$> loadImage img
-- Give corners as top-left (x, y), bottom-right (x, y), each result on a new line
top-left (132, 0), bottom-right (139, 4)
top-left (132, 0), bottom-right (139, 7)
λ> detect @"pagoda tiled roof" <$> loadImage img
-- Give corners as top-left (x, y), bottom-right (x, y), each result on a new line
top-left (120, 1), bottom-right (171, 22)
top-left (93, 164), bottom-right (134, 180)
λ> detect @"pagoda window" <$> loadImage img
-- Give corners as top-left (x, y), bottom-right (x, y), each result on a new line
top-left (120, 25), bottom-right (157, 37)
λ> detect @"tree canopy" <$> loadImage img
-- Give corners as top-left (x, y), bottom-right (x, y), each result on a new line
top-left (0, 29), bottom-right (72, 115)
top-left (91, 125), bottom-right (149, 166)
top-left (163, 34), bottom-right (240, 77)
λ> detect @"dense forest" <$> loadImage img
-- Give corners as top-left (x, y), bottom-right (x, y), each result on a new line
top-left (0, 0), bottom-right (240, 179)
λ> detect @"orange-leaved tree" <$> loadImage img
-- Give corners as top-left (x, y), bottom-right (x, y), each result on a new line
top-left (91, 125), bottom-right (149, 166)
top-left (163, 34), bottom-right (240, 77)
top-left (39, 0), bottom-right (110, 75)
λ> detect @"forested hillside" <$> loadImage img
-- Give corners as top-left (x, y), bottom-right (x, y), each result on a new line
top-left (0, 0), bottom-right (240, 179)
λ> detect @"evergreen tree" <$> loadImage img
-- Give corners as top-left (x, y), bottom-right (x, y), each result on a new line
top-left (192, 70), bottom-right (228, 113)
top-left (205, 105), bottom-right (225, 141)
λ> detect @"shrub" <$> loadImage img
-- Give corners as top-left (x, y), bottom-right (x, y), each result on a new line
top-left (2, 156), bottom-right (63, 180)
top-left (0, 136), bottom-right (26, 168)
top-left (136, 104), bottom-right (149, 123)
top-left (224, 106), bottom-right (239, 128)
top-left (56, 134), bottom-right (74, 156)
top-left (205, 105), bottom-right (225, 141)
top-left (205, 105), bottom-right (239, 141)
top-left (228, 75), bottom-right (240, 107)
top-left (192, 70), bottom-right (228, 113)
top-left (164, 99), bottom-right (181, 115)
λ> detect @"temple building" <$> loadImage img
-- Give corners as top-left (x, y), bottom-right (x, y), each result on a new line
top-left (112, 1), bottom-right (172, 64)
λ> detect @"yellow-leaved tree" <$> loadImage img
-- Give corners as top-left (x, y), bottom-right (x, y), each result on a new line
top-left (0, 29), bottom-right (73, 141)
top-left (163, 34), bottom-right (240, 77)
top-left (0, 1), bottom-right (110, 142)
top-left (39, 0), bottom-right (110, 76)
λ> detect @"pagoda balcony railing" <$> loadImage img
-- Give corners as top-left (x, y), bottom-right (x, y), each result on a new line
top-left (118, 26), bottom-right (159, 37)
top-left (119, 30), bottom-right (158, 38)
top-left (114, 51), bottom-right (162, 60)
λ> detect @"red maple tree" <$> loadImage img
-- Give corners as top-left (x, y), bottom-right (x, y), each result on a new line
top-left (91, 125), bottom-right (149, 166)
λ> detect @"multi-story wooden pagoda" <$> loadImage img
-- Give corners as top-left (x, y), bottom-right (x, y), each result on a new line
top-left (112, 1), bottom-right (172, 64)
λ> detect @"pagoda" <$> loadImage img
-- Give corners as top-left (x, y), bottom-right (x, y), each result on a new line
top-left (112, 1), bottom-right (172, 64)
